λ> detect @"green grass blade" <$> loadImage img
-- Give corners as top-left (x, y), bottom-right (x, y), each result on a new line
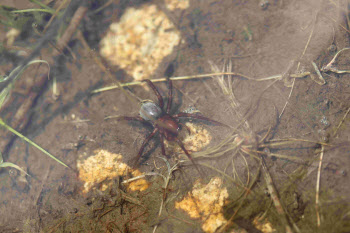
top-left (1, 60), bottom-right (50, 110)
top-left (0, 118), bottom-right (68, 168)
top-left (0, 84), bottom-right (11, 109)
top-left (11, 60), bottom-right (50, 83)
top-left (29, 0), bottom-right (54, 11)
top-left (0, 162), bottom-right (30, 176)
top-left (11, 9), bottom-right (54, 14)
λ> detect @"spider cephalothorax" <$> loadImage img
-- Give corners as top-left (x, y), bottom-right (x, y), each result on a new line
top-left (117, 79), bottom-right (226, 174)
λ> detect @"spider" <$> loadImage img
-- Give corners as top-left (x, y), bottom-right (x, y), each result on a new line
top-left (116, 79), bottom-right (226, 174)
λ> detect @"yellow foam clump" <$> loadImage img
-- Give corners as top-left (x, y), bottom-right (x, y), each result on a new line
top-left (166, 122), bottom-right (212, 154)
top-left (100, 4), bottom-right (181, 81)
top-left (175, 177), bottom-right (228, 233)
top-left (165, 0), bottom-right (189, 10)
top-left (77, 149), bottom-right (149, 193)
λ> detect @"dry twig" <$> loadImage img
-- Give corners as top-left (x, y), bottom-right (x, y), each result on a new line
top-left (315, 145), bottom-right (324, 227)
top-left (333, 107), bottom-right (350, 137)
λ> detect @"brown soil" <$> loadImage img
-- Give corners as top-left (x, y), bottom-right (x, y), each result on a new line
top-left (0, 0), bottom-right (350, 232)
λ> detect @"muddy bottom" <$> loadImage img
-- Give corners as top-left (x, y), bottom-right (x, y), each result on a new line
top-left (0, 0), bottom-right (350, 232)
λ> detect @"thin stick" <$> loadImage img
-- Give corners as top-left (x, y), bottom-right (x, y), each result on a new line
top-left (92, 72), bottom-right (252, 93)
top-left (321, 48), bottom-right (350, 74)
top-left (266, 138), bottom-right (330, 145)
top-left (297, 11), bottom-right (318, 70)
top-left (241, 152), bottom-right (250, 188)
top-left (333, 107), bottom-right (350, 137)
top-left (43, 0), bottom-right (70, 33)
top-left (260, 156), bottom-right (293, 233)
top-left (250, 150), bottom-right (307, 162)
top-left (279, 78), bottom-right (295, 119)
top-left (92, 69), bottom-right (313, 94)
top-left (53, 6), bottom-right (88, 56)
top-left (316, 145), bottom-right (324, 227)
top-left (92, 71), bottom-right (304, 94)
top-left (11, 9), bottom-right (54, 14)
top-left (311, 61), bottom-right (325, 85)
top-left (121, 172), bottom-right (165, 184)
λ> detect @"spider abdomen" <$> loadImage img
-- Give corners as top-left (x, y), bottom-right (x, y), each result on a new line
top-left (140, 101), bottom-right (162, 121)
top-left (156, 114), bottom-right (180, 141)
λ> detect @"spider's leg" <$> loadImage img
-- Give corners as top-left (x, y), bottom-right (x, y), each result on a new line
top-left (179, 122), bottom-right (191, 135)
top-left (159, 134), bottom-right (170, 158)
top-left (143, 79), bottom-right (164, 109)
top-left (134, 128), bottom-right (158, 167)
top-left (176, 138), bottom-right (204, 178)
top-left (114, 116), bottom-right (148, 123)
top-left (166, 78), bottom-right (173, 114)
top-left (173, 112), bottom-right (228, 127)
top-left (113, 116), bottom-right (153, 128)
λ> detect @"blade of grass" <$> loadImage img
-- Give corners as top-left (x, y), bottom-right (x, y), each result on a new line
top-left (0, 82), bottom-right (11, 109)
top-left (11, 9), bottom-right (55, 14)
top-left (0, 118), bottom-right (68, 168)
top-left (92, 72), bottom-right (256, 94)
top-left (0, 59), bottom-right (50, 91)
top-left (0, 162), bottom-right (30, 176)
top-left (333, 107), bottom-right (350, 137)
top-left (29, 0), bottom-right (54, 11)
top-left (315, 145), bottom-right (324, 227)
top-left (92, 70), bottom-right (312, 94)
top-left (260, 155), bottom-right (294, 233)
top-left (0, 151), bottom-right (30, 176)
top-left (0, 60), bottom-right (50, 112)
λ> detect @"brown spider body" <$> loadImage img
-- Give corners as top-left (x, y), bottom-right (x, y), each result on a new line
top-left (116, 79), bottom-right (226, 175)
top-left (155, 114), bottom-right (179, 141)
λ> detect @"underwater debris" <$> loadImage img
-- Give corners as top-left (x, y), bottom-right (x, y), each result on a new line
top-left (165, 0), bottom-right (189, 11)
top-left (127, 169), bottom-right (150, 192)
top-left (167, 122), bottom-right (212, 153)
top-left (175, 177), bottom-right (228, 233)
top-left (253, 216), bottom-right (276, 233)
top-left (77, 149), bottom-right (149, 193)
top-left (99, 4), bottom-right (181, 81)
top-left (181, 122), bottom-right (213, 152)
top-left (5, 28), bottom-right (20, 46)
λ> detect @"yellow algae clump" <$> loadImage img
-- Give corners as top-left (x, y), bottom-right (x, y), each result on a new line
top-left (127, 169), bottom-right (149, 192)
top-left (6, 28), bottom-right (20, 46)
top-left (175, 177), bottom-right (229, 233)
top-left (77, 149), bottom-right (149, 193)
top-left (167, 122), bottom-right (212, 153)
top-left (253, 216), bottom-right (276, 233)
top-left (165, 0), bottom-right (189, 11)
top-left (100, 4), bottom-right (181, 81)
top-left (182, 122), bottom-right (212, 152)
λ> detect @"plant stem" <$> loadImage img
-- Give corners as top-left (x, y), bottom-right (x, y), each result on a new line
top-left (0, 118), bottom-right (68, 168)
top-left (11, 9), bottom-right (55, 14)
